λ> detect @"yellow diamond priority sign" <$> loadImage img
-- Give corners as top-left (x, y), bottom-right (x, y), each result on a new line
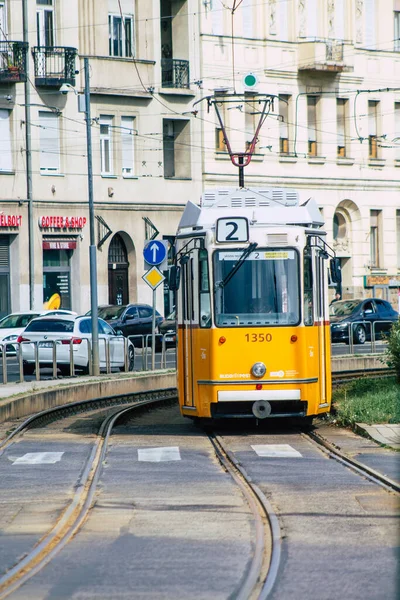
top-left (142, 267), bottom-right (165, 290)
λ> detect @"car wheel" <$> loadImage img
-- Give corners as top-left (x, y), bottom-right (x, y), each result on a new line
top-left (23, 362), bottom-right (35, 376)
top-left (354, 325), bottom-right (366, 345)
top-left (81, 363), bottom-right (90, 375)
top-left (121, 346), bottom-right (135, 372)
top-left (59, 364), bottom-right (71, 376)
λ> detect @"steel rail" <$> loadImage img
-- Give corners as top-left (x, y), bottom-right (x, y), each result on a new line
top-left (303, 430), bottom-right (400, 495)
top-left (207, 432), bottom-right (282, 600)
top-left (0, 393), bottom-right (175, 600)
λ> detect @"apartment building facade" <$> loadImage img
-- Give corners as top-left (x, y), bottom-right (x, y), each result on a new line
top-left (0, 0), bottom-right (202, 317)
top-left (0, 0), bottom-right (399, 318)
top-left (199, 0), bottom-right (400, 306)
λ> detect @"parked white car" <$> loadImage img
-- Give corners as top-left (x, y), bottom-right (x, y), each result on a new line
top-left (0, 310), bottom-right (77, 354)
top-left (17, 315), bottom-right (134, 375)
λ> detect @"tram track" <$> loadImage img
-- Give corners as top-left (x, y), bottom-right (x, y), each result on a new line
top-left (0, 390), bottom-right (176, 600)
top-left (207, 432), bottom-right (281, 600)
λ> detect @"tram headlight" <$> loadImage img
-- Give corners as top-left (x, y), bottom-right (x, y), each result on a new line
top-left (251, 362), bottom-right (266, 378)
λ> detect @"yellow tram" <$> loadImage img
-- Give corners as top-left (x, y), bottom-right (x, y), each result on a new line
top-left (170, 187), bottom-right (341, 423)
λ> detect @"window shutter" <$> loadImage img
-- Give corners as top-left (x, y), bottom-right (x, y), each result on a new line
top-left (242, 0), bottom-right (253, 37)
top-left (211, 0), bottom-right (223, 35)
top-left (364, 0), bottom-right (375, 48)
top-left (39, 111), bottom-right (60, 171)
top-left (121, 116), bottom-right (134, 175)
top-left (307, 0), bottom-right (318, 38)
top-left (0, 110), bottom-right (12, 172)
top-left (335, 0), bottom-right (345, 40)
top-left (0, 237), bottom-right (9, 268)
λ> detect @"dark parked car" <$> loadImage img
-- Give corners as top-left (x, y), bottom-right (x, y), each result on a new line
top-left (97, 304), bottom-right (163, 344)
top-left (330, 298), bottom-right (398, 344)
top-left (158, 309), bottom-right (176, 347)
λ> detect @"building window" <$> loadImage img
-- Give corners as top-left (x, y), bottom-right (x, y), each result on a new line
top-left (307, 96), bottom-right (318, 156)
top-left (395, 102), bottom-right (400, 160)
top-left (43, 248), bottom-right (71, 310)
top-left (0, 109), bottom-right (12, 172)
top-left (336, 98), bottom-right (347, 157)
top-left (163, 119), bottom-right (191, 179)
top-left (211, 0), bottom-right (223, 35)
top-left (108, 14), bottom-right (133, 57)
top-left (370, 209), bottom-right (381, 268)
top-left (121, 116), bottom-right (135, 176)
top-left (364, 0), bottom-right (376, 48)
top-left (278, 0), bottom-right (289, 41)
top-left (333, 213), bottom-right (347, 240)
top-left (99, 115), bottom-right (113, 175)
top-left (335, 0), bottom-right (345, 40)
top-left (244, 93), bottom-right (256, 151)
top-left (39, 111), bottom-right (60, 173)
top-left (306, 0), bottom-right (318, 38)
top-left (36, 0), bottom-right (54, 47)
top-left (279, 95), bottom-right (290, 154)
top-left (368, 100), bottom-right (379, 159)
top-left (242, 0), bottom-right (253, 37)
top-left (215, 127), bottom-right (226, 152)
top-left (397, 210), bottom-right (400, 268)
top-left (395, 9), bottom-right (400, 51)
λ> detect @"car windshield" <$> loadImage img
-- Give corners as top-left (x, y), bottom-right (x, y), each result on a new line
top-left (25, 319), bottom-right (75, 332)
top-left (0, 314), bottom-right (40, 328)
top-left (213, 248), bottom-right (300, 326)
top-left (329, 300), bottom-right (360, 317)
top-left (97, 306), bottom-right (126, 320)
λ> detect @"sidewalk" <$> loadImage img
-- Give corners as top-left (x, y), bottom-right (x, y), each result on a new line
top-left (355, 423), bottom-right (400, 450)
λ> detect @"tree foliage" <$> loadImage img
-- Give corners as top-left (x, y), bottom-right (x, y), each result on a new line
top-left (383, 320), bottom-right (400, 384)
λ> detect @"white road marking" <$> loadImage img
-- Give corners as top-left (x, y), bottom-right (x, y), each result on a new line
top-left (138, 446), bottom-right (181, 462)
top-left (13, 452), bottom-right (64, 465)
top-left (251, 444), bottom-right (302, 458)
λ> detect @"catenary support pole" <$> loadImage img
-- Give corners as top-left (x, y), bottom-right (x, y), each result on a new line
top-left (22, 0), bottom-right (34, 309)
top-left (84, 58), bottom-right (100, 376)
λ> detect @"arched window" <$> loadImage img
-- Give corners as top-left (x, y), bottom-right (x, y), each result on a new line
top-left (333, 213), bottom-right (347, 240)
top-left (108, 233), bottom-right (128, 265)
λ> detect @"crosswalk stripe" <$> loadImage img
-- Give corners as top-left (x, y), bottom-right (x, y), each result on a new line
top-left (251, 444), bottom-right (302, 458)
top-left (12, 452), bottom-right (64, 465)
top-left (138, 446), bottom-right (181, 462)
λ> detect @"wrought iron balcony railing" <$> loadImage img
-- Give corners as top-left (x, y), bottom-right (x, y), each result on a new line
top-left (161, 58), bottom-right (190, 89)
top-left (0, 41), bottom-right (28, 83)
top-left (32, 46), bottom-right (77, 87)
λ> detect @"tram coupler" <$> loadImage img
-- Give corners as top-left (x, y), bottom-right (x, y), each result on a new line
top-left (252, 400), bottom-right (271, 419)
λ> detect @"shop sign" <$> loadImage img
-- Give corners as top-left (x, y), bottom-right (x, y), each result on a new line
top-left (43, 239), bottom-right (77, 250)
top-left (38, 216), bottom-right (87, 229)
top-left (364, 275), bottom-right (400, 287)
top-left (0, 214), bottom-right (22, 228)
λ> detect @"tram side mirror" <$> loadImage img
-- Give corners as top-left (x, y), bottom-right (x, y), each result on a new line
top-left (329, 258), bottom-right (342, 285)
top-left (169, 265), bottom-right (181, 291)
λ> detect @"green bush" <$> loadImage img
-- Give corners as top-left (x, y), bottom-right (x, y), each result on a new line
top-left (383, 320), bottom-right (400, 383)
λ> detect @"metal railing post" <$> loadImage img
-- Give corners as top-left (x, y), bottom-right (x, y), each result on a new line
top-left (69, 339), bottom-right (75, 376)
top-left (35, 342), bottom-right (40, 381)
top-left (52, 341), bottom-right (57, 378)
top-left (105, 338), bottom-right (111, 374)
top-left (1, 344), bottom-right (7, 384)
top-left (18, 343), bottom-right (24, 383)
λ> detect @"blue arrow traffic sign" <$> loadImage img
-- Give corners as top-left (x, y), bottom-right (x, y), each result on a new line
top-left (143, 240), bottom-right (167, 266)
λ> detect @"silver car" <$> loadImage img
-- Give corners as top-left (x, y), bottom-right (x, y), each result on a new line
top-left (17, 315), bottom-right (134, 376)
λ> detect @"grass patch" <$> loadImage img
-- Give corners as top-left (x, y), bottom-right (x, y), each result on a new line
top-left (332, 376), bottom-right (400, 426)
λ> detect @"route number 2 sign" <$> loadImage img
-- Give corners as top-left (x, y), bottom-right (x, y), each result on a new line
top-left (216, 217), bottom-right (249, 243)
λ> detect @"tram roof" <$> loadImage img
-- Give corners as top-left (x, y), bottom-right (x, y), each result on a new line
top-left (178, 187), bottom-right (324, 231)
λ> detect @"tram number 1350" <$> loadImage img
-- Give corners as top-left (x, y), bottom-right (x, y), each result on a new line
top-left (245, 333), bottom-right (273, 342)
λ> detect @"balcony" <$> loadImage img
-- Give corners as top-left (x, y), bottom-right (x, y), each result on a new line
top-left (32, 46), bottom-right (77, 87)
top-left (161, 59), bottom-right (190, 89)
top-left (0, 41), bottom-right (28, 83)
top-left (298, 40), bottom-right (354, 73)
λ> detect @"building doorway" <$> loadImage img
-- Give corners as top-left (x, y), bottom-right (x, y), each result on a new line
top-left (108, 233), bottom-right (129, 305)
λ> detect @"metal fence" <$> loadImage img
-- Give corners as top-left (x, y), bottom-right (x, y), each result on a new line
top-left (331, 320), bottom-right (393, 355)
top-left (0, 334), bottom-right (176, 385)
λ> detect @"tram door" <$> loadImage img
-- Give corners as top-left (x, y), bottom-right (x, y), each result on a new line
top-left (315, 251), bottom-right (329, 405)
top-left (181, 255), bottom-right (196, 408)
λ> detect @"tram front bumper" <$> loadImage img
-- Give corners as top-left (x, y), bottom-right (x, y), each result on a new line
top-left (213, 389), bottom-right (307, 419)
top-left (217, 390), bottom-right (300, 402)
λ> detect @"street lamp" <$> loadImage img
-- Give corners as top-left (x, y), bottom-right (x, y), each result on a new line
top-left (60, 61), bottom-right (99, 375)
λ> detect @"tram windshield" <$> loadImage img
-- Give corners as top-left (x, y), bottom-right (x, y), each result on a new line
top-left (213, 248), bottom-right (300, 326)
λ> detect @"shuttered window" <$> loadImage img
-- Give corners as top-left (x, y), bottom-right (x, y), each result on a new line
top-left (0, 109), bottom-right (12, 172)
top-left (242, 0), bottom-right (253, 37)
top-left (211, 0), bottom-right (223, 35)
top-left (307, 0), bottom-right (318, 38)
top-left (0, 236), bottom-right (10, 268)
top-left (121, 116), bottom-right (135, 176)
top-left (39, 111), bottom-right (60, 172)
top-left (364, 0), bottom-right (375, 49)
